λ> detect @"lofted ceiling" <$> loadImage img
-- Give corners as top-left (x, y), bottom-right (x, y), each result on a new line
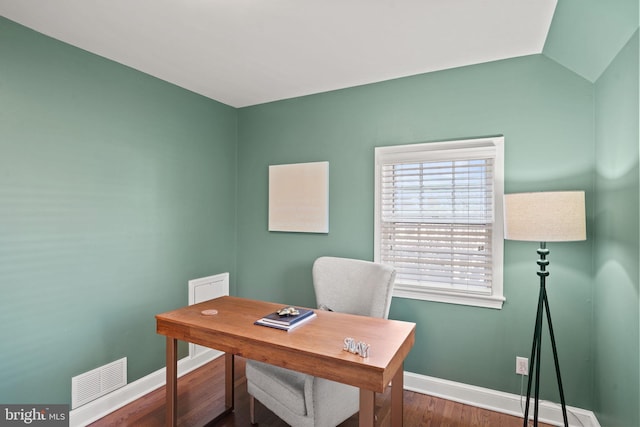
top-left (0, 0), bottom-right (558, 107)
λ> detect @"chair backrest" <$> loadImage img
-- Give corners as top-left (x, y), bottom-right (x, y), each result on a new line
top-left (312, 256), bottom-right (396, 319)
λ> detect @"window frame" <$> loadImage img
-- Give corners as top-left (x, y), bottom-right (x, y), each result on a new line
top-left (374, 136), bottom-right (505, 309)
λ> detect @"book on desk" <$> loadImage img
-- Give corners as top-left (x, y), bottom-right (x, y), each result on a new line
top-left (254, 307), bottom-right (317, 332)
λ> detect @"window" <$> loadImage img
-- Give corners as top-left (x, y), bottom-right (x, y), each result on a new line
top-left (374, 136), bottom-right (505, 309)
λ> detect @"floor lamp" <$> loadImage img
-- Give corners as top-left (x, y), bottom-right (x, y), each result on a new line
top-left (503, 191), bottom-right (586, 427)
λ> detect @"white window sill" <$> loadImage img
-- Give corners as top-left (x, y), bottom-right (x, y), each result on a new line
top-left (393, 284), bottom-right (505, 309)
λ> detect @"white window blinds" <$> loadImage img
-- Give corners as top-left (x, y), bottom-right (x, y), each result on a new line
top-left (375, 137), bottom-right (504, 307)
top-left (379, 157), bottom-right (494, 293)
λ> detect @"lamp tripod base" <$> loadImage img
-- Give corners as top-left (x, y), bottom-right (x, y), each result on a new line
top-left (523, 243), bottom-right (569, 427)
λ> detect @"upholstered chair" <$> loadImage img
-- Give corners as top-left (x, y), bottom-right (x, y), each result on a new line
top-left (246, 256), bottom-right (396, 426)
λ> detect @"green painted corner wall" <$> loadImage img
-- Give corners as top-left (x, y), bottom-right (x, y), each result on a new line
top-left (236, 54), bottom-right (595, 408)
top-left (0, 17), bottom-right (238, 404)
top-left (543, 0), bottom-right (639, 82)
top-left (593, 30), bottom-right (640, 427)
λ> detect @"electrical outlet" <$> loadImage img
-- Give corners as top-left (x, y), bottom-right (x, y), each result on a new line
top-left (516, 357), bottom-right (529, 375)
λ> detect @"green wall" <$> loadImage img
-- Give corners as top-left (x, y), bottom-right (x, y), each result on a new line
top-left (237, 54), bottom-right (595, 407)
top-left (0, 17), bottom-right (237, 404)
top-left (593, 31), bottom-right (640, 427)
top-left (543, 0), bottom-right (638, 83)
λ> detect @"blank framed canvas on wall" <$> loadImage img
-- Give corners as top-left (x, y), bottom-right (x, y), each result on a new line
top-left (268, 161), bottom-right (329, 233)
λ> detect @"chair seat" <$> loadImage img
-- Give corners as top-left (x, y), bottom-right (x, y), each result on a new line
top-left (246, 359), bottom-right (309, 416)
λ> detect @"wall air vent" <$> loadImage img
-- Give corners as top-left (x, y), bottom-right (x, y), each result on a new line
top-left (71, 357), bottom-right (127, 409)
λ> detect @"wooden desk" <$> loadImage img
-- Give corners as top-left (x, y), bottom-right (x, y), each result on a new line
top-left (156, 296), bottom-right (415, 427)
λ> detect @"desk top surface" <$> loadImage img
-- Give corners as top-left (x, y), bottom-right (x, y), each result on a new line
top-left (156, 296), bottom-right (415, 391)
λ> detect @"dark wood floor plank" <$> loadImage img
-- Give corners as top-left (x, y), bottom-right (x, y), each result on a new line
top-left (88, 356), bottom-right (552, 427)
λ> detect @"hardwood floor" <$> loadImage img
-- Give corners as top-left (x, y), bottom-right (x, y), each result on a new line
top-left (88, 356), bottom-right (551, 427)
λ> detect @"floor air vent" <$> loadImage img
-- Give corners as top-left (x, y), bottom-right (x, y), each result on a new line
top-left (71, 357), bottom-right (127, 409)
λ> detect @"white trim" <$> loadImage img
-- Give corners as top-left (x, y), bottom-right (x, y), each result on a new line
top-left (375, 136), bottom-right (503, 159)
top-left (374, 135), bottom-right (505, 309)
top-left (69, 349), bottom-right (222, 427)
top-left (404, 371), bottom-right (600, 427)
top-left (394, 285), bottom-right (505, 309)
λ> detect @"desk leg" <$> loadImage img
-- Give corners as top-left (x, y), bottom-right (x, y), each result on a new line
top-left (359, 389), bottom-right (375, 427)
top-left (166, 337), bottom-right (178, 427)
top-left (390, 363), bottom-right (404, 427)
top-left (225, 353), bottom-right (234, 411)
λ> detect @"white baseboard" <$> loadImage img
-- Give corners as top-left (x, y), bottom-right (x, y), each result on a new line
top-left (69, 349), bottom-right (223, 427)
top-left (404, 372), bottom-right (600, 427)
top-left (70, 355), bottom-right (600, 427)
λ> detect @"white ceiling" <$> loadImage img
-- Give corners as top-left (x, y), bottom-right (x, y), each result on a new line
top-left (0, 0), bottom-right (557, 108)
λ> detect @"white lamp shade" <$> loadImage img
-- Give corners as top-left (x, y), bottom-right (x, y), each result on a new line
top-left (504, 191), bottom-right (586, 242)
